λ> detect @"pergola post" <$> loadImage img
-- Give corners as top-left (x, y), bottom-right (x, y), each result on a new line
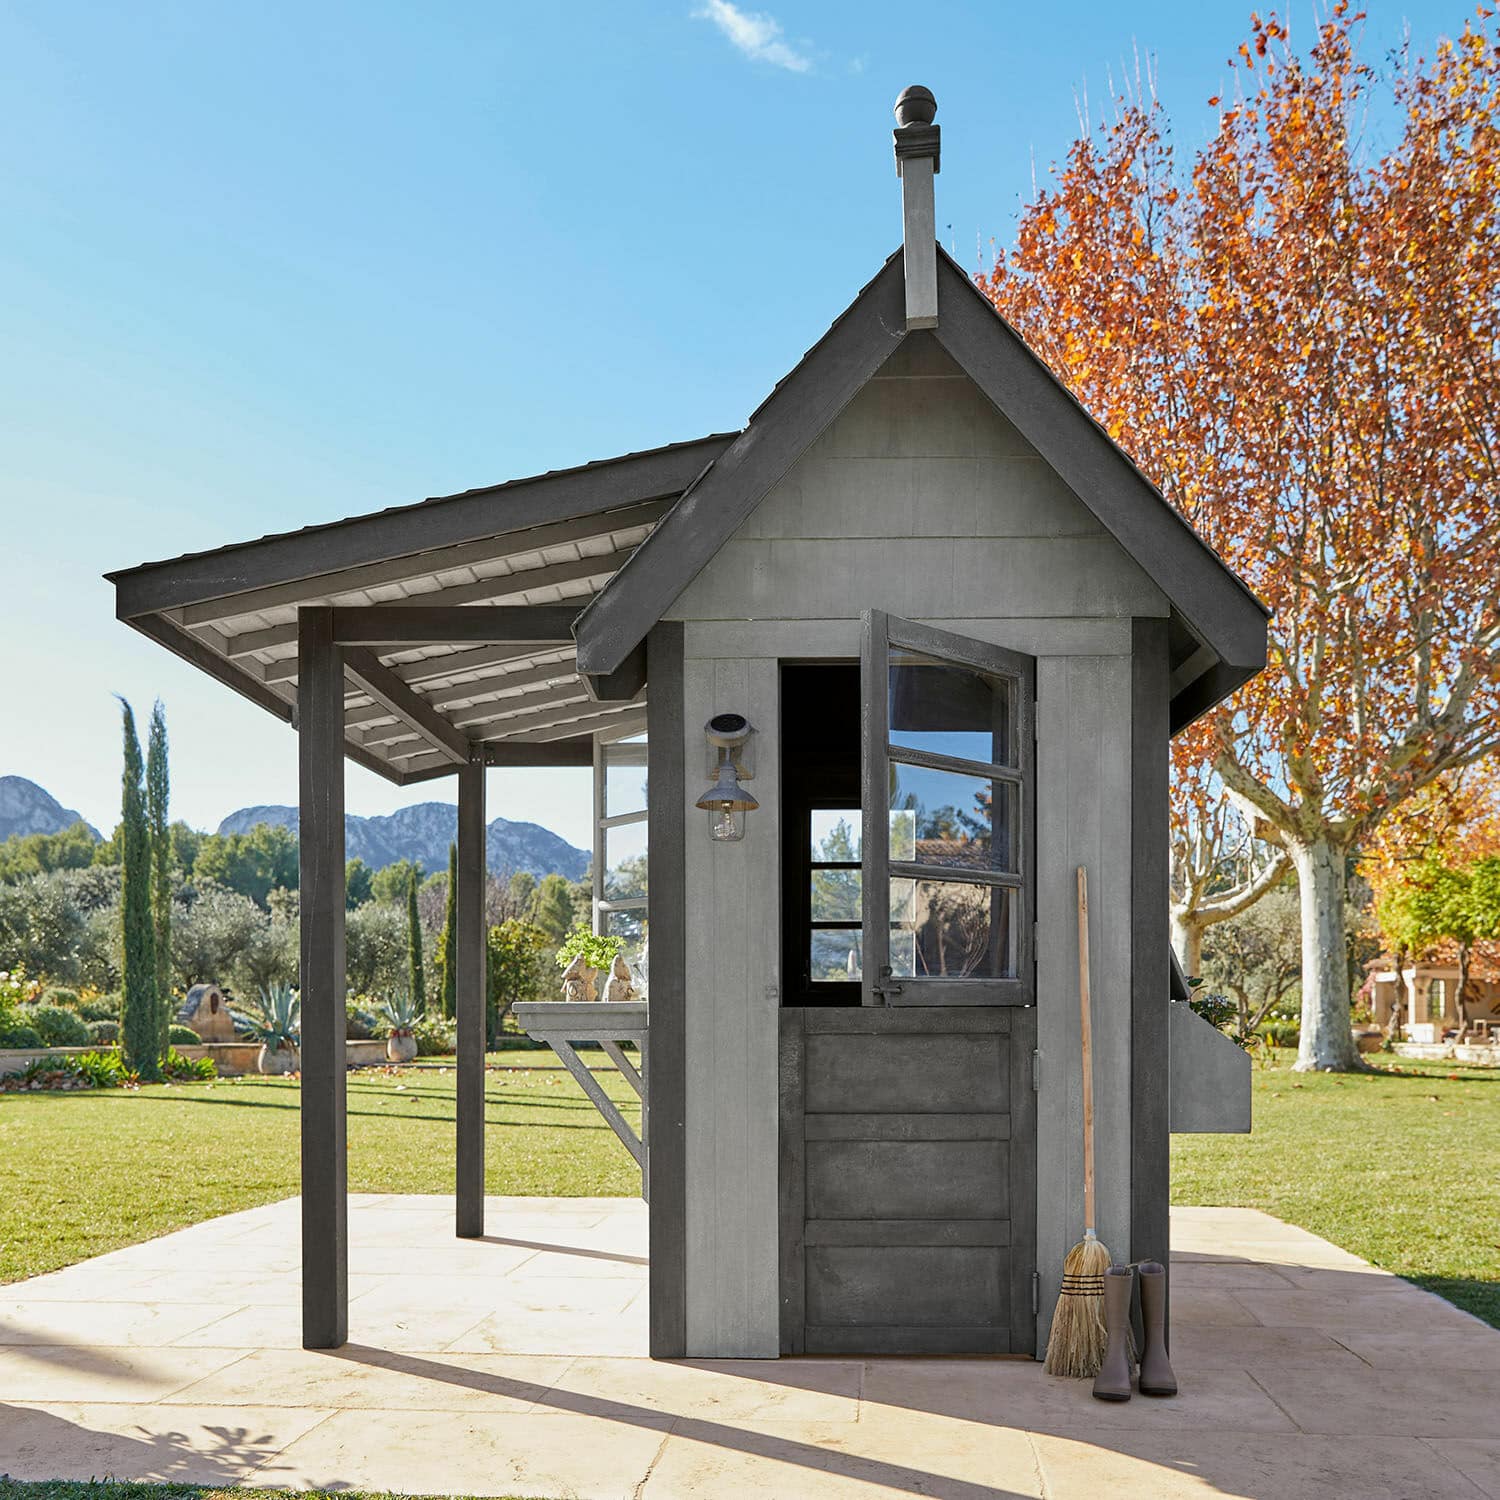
top-left (455, 752), bottom-right (487, 1237)
top-left (298, 606), bottom-right (348, 1349)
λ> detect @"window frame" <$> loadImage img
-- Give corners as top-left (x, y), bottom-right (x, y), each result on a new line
top-left (860, 610), bottom-right (1036, 1007)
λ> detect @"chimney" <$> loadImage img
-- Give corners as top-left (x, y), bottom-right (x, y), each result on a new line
top-left (893, 85), bottom-right (940, 330)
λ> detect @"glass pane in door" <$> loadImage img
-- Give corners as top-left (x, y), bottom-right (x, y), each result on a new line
top-left (889, 763), bottom-right (1017, 873)
top-left (889, 878), bottom-right (1014, 980)
top-left (889, 651), bottom-right (1014, 766)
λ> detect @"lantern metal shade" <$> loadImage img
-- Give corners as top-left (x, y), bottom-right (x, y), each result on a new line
top-left (695, 762), bottom-right (759, 814)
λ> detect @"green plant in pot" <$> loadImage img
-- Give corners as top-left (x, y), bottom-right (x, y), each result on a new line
top-left (378, 991), bottom-right (422, 1063)
top-left (555, 924), bottom-right (626, 1002)
top-left (247, 982), bottom-right (301, 1075)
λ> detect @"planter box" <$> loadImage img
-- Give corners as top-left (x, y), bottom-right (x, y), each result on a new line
top-left (1168, 1002), bottom-right (1251, 1133)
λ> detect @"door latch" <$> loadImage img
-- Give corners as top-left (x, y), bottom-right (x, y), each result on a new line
top-left (870, 964), bottom-right (904, 1002)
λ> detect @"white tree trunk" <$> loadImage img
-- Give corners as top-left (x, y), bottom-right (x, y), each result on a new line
top-left (1289, 836), bottom-right (1364, 1072)
top-left (1170, 912), bottom-right (1204, 979)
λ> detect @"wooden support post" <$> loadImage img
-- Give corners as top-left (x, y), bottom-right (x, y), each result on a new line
top-left (298, 606), bottom-right (348, 1349)
top-left (455, 752), bottom-right (487, 1238)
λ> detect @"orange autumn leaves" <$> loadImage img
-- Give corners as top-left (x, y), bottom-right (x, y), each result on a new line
top-left (981, 5), bottom-right (1500, 857)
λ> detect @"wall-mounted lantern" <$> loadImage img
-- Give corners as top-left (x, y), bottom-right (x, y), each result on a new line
top-left (696, 713), bottom-right (757, 842)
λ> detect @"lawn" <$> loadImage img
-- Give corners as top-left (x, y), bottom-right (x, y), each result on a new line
top-left (1173, 1051), bottom-right (1500, 1328)
top-left (0, 1052), bottom-right (640, 1283)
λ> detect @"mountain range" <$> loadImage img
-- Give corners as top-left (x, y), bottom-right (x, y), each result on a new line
top-left (217, 804), bottom-right (588, 882)
top-left (0, 776), bottom-right (588, 882)
top-left (0, 777), bottom-right (100, 843)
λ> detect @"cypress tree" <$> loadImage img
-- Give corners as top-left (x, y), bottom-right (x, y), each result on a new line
top-left (146, 700), bottom-right (172, 1059)
top-left (406, 865), bottom-right (425, 1012)
top-left (118, 699), bottom-right (159, 1081)
top-left (438, 841), bottom-right (458, 1018)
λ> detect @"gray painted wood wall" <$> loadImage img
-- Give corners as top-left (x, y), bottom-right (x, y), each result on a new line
top-left (665, 334), bottom-right (1166, 1358)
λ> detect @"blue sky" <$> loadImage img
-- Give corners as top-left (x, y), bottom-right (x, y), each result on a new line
top-left (0, 0), bottom-right (1451, 849)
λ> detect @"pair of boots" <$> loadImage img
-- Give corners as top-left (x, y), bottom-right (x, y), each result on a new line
top-left (1093, 1261), bottom-right (1175, 1401)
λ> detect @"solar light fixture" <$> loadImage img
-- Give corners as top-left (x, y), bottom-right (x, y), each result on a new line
top-left (696, 714), bottom-right (757, 841)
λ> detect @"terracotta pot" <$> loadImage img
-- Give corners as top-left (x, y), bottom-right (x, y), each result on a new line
top-left (258, 1042), bottom-right (298, 1076)
top-left (386, 1032), bottom-right (418, 1063)
top-left (1354, 1028), bottom-right (1384, 1054)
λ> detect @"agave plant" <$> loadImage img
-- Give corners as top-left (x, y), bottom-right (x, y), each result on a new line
top-left (248, 982), bottom-right (301, 1053)
top-left (377, 991), bottom-right (422, 1038)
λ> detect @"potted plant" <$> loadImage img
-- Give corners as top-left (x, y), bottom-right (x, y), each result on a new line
top-left (554, 925), bottom-right (626, 1002)
top-left (247, 982), bottom-right (301, 1075)
top-left (378, 992), bottom-right (421, 1063)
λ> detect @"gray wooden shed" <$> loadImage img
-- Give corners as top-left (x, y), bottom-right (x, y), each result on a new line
top-left (108, 88), bottom-right (1264, 1362)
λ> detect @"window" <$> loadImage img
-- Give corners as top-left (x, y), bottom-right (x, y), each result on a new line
top-left (810, 809), bottom-right (862, 980)
top-left (593, 732), bottom-right (647, 986)
top-left (863, 613), bottom-right (1034, 1004)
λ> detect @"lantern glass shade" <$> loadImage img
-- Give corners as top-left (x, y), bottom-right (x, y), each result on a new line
top-left (696, 762), bottom-right (757, 842)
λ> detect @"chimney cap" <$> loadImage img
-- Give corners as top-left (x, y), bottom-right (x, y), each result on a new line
top-left (894, 85), bottom-right (937, 128)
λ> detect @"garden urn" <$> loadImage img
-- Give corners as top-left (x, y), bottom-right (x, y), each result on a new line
top-left (258, 1042), bottom-right (298, 1076)
top-left (386, 1031), bottom-right (418, 1063)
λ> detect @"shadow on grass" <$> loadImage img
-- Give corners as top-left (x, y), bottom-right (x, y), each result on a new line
top-left (1405, 1274), bottom-right (1500, 1330)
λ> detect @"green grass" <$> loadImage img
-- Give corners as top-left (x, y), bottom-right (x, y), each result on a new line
top-left (0, 1052), bottom-right (639, 1282)
top-left (1173, 1051), bottom-right (1500, 1328)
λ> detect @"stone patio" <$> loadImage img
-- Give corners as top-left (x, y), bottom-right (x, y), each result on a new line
top-left (2, 1198), bottom-right (1498, 1498)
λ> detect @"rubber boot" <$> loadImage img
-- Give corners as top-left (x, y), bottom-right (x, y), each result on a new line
top-left (1091, 1265), bottom-right (1134, 1401)
top-left (1137, 1260), bottom-right (1177, 1396)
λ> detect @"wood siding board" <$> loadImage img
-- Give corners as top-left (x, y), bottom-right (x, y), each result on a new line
top-left (804, 1219), bottom-right (1010, 1247)
top-left (113, 436), bottom-right (732, 619)
top-left (1033, 654), bottom-right (1135, 1357)
top-left (1131, 617), bottom-right (1172, 1338)
top-left (1009, 1006), bottom-right (1039, 1348)
top-left (672, 538), bottom-right (1166, 623)
top-left (645, 622), bottom-right (687, 1358)
top-left (684, 619), bottom-right (1135, 660)
top-left (574, 257), bottom-right (908, 675)
top-left (931, 253), bottom-right (1267, 669)
top-left (297, 608), bottom-right (348, 1349)
top-left (778, 1008), bottom-right (807, 1354)
top-left (455, 756), bottom-right (486, 1238)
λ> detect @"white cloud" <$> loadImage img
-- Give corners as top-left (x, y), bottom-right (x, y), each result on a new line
top-left (694, 0), bottom-right (812, 73)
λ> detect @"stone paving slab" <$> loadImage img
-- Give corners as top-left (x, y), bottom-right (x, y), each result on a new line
top-left (1, 1198), bottom-right (1497, 1497)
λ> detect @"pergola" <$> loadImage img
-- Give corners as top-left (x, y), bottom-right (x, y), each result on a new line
top-left (107, 433), bottom-right (728, 1347)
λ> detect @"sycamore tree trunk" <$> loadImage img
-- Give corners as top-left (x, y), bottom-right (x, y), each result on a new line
top-left (1170, 913), bottom-right (1204, 979)
top-left (1456, 943), bottom-right (1473, 1042)
top-left (1288, 836), bottom-right (1364, 1071)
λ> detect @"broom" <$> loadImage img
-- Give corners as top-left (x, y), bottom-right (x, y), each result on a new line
top-left (1044, 865), bottom-right (1113, 1377)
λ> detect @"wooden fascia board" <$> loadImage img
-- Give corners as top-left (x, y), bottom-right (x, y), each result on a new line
top-left (573, 254), bottom-right (908, 677)
top-left (125, 612), bottom-right (413, 787)
top-left (330, 604), bottom-right (579, 647)
top-left (1168, 659), bottom-right (1259, 736)
top-left (931, 252), bottom-right (1269, 672)
top-left (109, 435), bottom-right (733, 620)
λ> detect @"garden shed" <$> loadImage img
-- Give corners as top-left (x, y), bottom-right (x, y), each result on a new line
top-left (108, 88), bottom-right (1264, 1362)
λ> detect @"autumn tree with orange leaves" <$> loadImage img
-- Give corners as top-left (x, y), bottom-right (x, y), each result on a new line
top-left (983, 6), bottom-right (1500, 1070)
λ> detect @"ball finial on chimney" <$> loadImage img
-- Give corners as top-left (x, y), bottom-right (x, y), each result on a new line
top-left (894, 85), bottom-right (937, 128)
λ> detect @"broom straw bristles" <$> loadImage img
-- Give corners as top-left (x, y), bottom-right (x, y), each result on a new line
top-left (1044, 1233), bottom-right (1112, 1377)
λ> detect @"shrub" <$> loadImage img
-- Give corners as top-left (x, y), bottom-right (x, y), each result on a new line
top-left (0, 1024), bottom-right (43, 1049)
top-left (377, 991), bottom-right (422, 1037)
top-left (162, 1047), bottom-right (216, 1081)
top-left (1259, 1020), bottom-right (1301, 1050)
top-left (412, 1014), bottom-right (456, 1056)
top-left (167, 1023), bottom-right (202, 1046)
top-left (72, 1049), bottom-right (135, 1087)
top-left (77, 993), bottom-right (121, 1022)
top-left (86, 1019), bottom-right (120, 1044)
top-left (245, 982), bottom-right (300, 1052)
top-left (23, 1004), bottom-right (90, 1048)
top-left (44, 987), bottom-right (80, 1009)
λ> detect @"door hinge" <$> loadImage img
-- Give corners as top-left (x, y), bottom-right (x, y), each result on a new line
top-left (1031, 1049), bottom-right (1041, 1092)
top-left (1032, 1270), bottom-right (1040, 1316)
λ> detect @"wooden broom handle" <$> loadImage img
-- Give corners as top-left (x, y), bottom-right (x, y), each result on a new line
top-left (1077, 866), bottom-right (1096, 1234)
